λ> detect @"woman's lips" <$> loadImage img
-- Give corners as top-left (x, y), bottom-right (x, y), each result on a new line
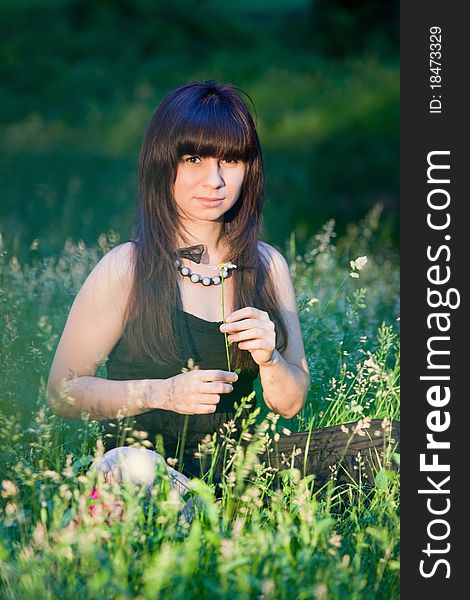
top-left (196, 197), bottom-right (225, 207)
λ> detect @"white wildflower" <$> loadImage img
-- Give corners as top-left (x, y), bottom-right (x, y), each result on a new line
top-left (208, 261), bottom-right (237, 281)
top-left (350, 256), bottom-right (368, 271)
top-left (349, 255), bottom-right (368, 277)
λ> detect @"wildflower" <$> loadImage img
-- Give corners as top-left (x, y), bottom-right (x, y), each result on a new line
top-left (59, 484), bottom-right (72, 501)
top-left (354, 451), bottom-right (365, 471)
top-left (381, 417), bottom-right (392, 430)
top-left (352, 417), bottom-right (372, 437)
top-left (328, 532), bottom-right (342, 554)
top-left (226, 471), bottom-right (237, 485)
top-left (350, 256), bottom-right (368, 271)
top-left (364, 357), bottom-right (378, 369)
top-left (208, 261), bottom-right (237, 277)
top-left (222, 419), bottom-right (237, 434)
top-left (329, 532), bottom-right (342, 548)
top-left (42, 469), bottom-right (60, 481)
top-left (181, 357), bottom-right (199, 372)
top-left (266, 412), bottom-right (279, 423)
top-left (1, 480), bottom-right (19, 498)
top-left (75, 486), bottom-right (124, 526)
top-left (5, 502), bottom-right (17, 515)
top-left (62, 455), bottom-right (74, 478)
top-left (349, 255), bottom-right (368, 278)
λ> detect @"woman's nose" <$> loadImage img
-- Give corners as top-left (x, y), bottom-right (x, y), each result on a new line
top-left (203, 160), bottom-right (225, 187)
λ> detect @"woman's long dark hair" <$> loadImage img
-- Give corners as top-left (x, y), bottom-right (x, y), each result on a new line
top-left (124, 80), bottom-right (288, 373)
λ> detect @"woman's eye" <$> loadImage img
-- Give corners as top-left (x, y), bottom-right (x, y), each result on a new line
top-left (184, 156), bottom-right (201, 164)
top-left (221, 158), bottom-right (238, 165)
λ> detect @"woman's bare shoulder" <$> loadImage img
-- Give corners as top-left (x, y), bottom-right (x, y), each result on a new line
top-left (86, 241), bottom-right (136, 312)
top-left (96, 241), bottom-right (136, 282)
top-left (257, 240), bottom-right (289, 271)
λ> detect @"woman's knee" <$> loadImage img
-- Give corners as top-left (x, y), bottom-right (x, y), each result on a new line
top-left (88, 445), bottom-right (200, 524)
top-left (89, 446), bottom-right (167, 488)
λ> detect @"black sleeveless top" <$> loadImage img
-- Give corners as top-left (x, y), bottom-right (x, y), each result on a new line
top-left (102, 305), bottom-right (259, 473)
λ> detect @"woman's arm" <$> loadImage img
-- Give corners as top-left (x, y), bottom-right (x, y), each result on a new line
top-left (258, 351), bottom-right (310, 420)
top-left (258, 243), bottom-right (310, 418)
top-left (50, 375), bottom-right (173, 421)
top-left (45, 242), bottom-right (165, 420)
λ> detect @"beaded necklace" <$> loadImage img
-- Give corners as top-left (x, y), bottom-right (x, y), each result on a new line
top-left (174, 244), bottom-right (234, 287)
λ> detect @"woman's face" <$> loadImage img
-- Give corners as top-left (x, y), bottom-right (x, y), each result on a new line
top-left (173, 155), bottom-right (246, 222)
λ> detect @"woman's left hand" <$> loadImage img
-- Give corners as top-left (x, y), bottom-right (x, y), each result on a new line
top-left (220, 307), bottom-right (277, 367)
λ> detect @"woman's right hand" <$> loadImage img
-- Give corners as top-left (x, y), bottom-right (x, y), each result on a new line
top-left (160, 369), bottom-right (239, 415)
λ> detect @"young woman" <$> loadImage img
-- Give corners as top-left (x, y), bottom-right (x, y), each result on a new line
top-left (46, 81), bottom-right (311, 495)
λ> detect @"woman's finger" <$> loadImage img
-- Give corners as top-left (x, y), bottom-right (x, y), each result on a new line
top-left (224, 307), bottom-right (269, 323)
top-left (197, 392), bottom-right (221, 404)
top-left (198, 369), bottom-right (238, 383)
top-left (202, 381), bottom-right (234, 394)
top-left (193, 382), bottom-right (231, 396)
top-left (237, 339), bottom-right (275, 351)
top-left (191, 404), bottom-right (218, 414)
top-left (220, 318), bottom-right (272, 333)
top-left (228, 327), bottom-right (271, 342)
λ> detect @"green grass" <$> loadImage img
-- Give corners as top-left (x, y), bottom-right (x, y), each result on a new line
top-left (0, 207), bottom-right (399, 598)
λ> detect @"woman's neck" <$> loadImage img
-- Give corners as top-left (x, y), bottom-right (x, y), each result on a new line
top-left (176, 221), bottom-right (229, 264)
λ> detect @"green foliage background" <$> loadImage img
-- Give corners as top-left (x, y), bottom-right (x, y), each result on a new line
top-left (1, 0), bottom-right (399, 261)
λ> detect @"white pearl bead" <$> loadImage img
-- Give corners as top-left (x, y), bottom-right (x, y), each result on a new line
top-left (220, 269), bottom-right (228, 279)
top-left (211, 276), bottom-right (221, 285)
top-left (190, 274), bottom-right (200, 283)
top-left (202, 277), bottom-right (211, 286)
top-left (181, 267), bottom-right (190, 276)
top-left (174, 259), bottom-right (181, 268)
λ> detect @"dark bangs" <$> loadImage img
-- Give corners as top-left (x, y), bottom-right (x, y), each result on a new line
top-left (173, 91), bottom-right (258, 163)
